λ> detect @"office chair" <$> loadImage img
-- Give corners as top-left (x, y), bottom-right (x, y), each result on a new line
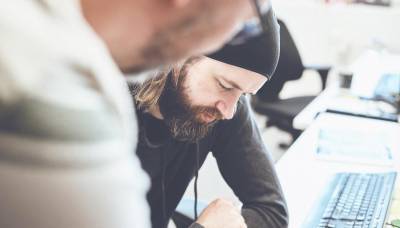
top-left (251, 19), bottom-right (331, 148)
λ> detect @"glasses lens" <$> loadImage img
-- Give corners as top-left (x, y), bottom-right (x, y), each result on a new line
top-left (251, 0), bottom-right (270, 34)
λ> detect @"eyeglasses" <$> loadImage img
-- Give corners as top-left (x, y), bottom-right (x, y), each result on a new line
top-left (251, 0), bottom-right (270, 36)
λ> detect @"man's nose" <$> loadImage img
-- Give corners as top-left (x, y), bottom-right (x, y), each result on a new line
top-left (215, 92), bottom-right (241, 119)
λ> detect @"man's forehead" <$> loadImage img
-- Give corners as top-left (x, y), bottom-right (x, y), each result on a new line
top-left (199, 57), bottom-right (266, 85)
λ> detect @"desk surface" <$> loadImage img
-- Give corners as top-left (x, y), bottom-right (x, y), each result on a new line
top-left (293, 87), bottom-right (399, 131)
top-left (293, 86), bottom-right (341, 130)
top-left (294, 50), bottom-right (400, 131)
top-left (276, 113), bottom-right (400, 227)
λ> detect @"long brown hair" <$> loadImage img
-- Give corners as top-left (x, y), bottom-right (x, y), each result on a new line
top-left (131, 56), bottom-right (203, 112)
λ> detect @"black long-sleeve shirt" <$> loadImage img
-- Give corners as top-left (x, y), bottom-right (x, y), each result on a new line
top-left (135, 97), bottom-right (288, 228)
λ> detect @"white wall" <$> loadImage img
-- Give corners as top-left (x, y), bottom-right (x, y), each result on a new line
top-left (273, 0), bottom-right (400, 67)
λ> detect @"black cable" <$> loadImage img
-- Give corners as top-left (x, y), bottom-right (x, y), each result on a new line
top-left (194, 142), bottom-right (200, 220)
top-left (161, 148), bottom-right (166, 227)
top-left (386, 222), bottom-right (400, 228)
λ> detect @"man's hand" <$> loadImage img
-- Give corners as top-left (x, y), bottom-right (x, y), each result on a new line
top-left (195, 198), bottom-right (247, 228)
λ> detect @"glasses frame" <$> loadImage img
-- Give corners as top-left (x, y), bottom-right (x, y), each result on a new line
top-left (251, 0), bottom-right (270, 35)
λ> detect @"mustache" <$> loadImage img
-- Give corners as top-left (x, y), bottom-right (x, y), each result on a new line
top-left (192, 106), bottom-right (223, 123)
top-left (167, 106), bottom-right (221, 143)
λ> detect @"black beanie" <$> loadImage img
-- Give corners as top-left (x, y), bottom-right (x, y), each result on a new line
top-left (207, 8), bottom-right (280, 80)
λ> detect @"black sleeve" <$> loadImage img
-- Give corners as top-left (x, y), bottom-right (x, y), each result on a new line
top-left (211, 97), bottom-right (288, 228)
top-left (188, 222), bottom-right (205, 228)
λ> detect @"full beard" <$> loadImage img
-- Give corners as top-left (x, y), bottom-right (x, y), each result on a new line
top-left (158, 72), bottom-right (222, 143)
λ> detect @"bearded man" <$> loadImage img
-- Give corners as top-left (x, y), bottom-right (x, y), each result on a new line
top-left (131, 52), bottom-right (288, 228)
top-left (131, 8), bottom-right (286, 227)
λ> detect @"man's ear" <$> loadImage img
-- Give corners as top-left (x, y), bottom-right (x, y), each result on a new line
top-left (168, 0), bottom-right (192, 8)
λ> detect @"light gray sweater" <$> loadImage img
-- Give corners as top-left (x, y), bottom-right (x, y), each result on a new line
top-left (0, 1), bottom-right (150, 227)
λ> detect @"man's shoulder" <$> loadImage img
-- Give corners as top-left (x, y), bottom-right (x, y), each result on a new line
top-left (0, 1), bottom-right (134, 164)
top-left (236, 96), bottom-right (251, 115)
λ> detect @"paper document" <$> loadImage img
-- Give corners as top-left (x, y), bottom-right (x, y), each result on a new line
top-left (316, 127), bottom-right (393, 166)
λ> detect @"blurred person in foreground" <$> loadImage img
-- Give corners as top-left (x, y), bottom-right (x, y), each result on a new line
top-left (131, 8), bottom-right (287, 228)
top-left (0, 0), bottom-right (270, 227)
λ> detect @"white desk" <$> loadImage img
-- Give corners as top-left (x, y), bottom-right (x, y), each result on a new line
top-left (293, 86), bottom-right (343, 130)
top-left (276, 113), bottom-right (400, 227)
top-left (293, 50), bottom-right (400, 130)
top-left (292, 86), bottom-right (399, 130)
top-left (294, 50), bottom-right (400, 130)
top-left (293, 87), bottom-right (399, 131)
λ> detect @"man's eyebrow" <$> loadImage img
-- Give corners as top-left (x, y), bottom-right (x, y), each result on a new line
top-left (217, 76), bottom-right (244, 92)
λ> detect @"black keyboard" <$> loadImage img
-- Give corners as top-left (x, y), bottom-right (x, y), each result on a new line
top-left (302, 172), bottom-right (397, 228)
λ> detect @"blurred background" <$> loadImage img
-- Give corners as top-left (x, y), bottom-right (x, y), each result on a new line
top-left (184, 0), bottom-right (400, 205)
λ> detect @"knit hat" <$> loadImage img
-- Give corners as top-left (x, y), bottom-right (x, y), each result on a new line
top-left (207, 8), bottom-right (280, 80)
